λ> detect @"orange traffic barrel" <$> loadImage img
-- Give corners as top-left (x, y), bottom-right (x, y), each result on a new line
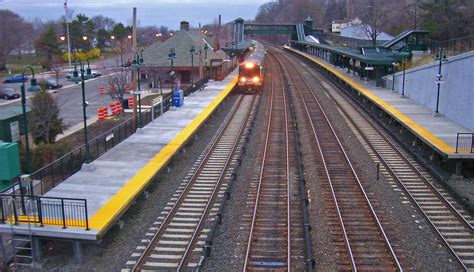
top-left (128, 97), bottom-right (134, 108)
top-left (97, 107), bottom-right (107, 121)
top-left (110, 102), bottom-right (117, 115)
top-left (115, 101), bottom-right (123, 113)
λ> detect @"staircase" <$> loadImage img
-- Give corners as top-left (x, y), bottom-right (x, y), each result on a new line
top-left (6, 199), bottom-right (36, 269)
top-left (11, 233), bottom-right (33, 268)
top-left (296, 23), bottom-right (306, 42)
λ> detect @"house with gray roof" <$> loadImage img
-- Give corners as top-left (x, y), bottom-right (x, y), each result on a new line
top-left (142, 21), bottom-right (229, 89)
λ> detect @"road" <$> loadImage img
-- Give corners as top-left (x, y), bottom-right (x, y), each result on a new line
top-left (0, 67), bottom-right (121, 128)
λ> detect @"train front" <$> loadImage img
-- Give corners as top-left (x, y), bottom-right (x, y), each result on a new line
top-left (238, 62), bottom-right (263, 93)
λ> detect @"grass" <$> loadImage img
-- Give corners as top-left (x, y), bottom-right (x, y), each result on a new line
top-left (1, 51), bottom-right (120, 82)
top-left (1, 53), bottom-right (48, 80)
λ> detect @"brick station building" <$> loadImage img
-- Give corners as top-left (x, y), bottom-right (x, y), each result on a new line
top-left (142, 21), bottom-right (230, 89)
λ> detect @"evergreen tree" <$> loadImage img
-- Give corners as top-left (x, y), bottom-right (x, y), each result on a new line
top-left (29, 92), bottom-right (67, 144)
top-left (35, 26), bottom-right (60, 69)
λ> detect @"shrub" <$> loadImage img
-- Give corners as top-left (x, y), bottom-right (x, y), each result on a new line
top-left (62, 48), bottom-right (102, 62)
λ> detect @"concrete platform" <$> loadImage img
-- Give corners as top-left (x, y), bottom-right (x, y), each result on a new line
top-left (285, 46), bottom-right (474, 159)
top-left (0, 71), bottom-right (238, 240)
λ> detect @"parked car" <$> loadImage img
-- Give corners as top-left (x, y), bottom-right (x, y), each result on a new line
top-left (90, 70), bottom-right (102, 78)
top-left (41, 79), bottom-right (63, 89)
top-left (65, 70), bottom-right (101, 80)
top-left (0, 87), bottom-right (21, 100)
top-left (3, 74), bottom-right (28, 83)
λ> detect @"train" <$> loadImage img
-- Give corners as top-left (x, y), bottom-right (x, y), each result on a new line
top-left (237, 41), bottom-right (266, 93)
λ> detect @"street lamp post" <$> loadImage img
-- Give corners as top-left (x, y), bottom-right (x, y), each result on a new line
top-left (392, 62), bottom-right (397, 91)
top-left (131, 50), bottom-right (144, 127)
top-left (168, 47), bottom-right (176, 92)
top-left (72, 59), bottom-right (92, 164)
top-left (20, 66), bottom-right (42, 175)
top-left (190, 45), bottom-right (196, 85)
top-left (434, 48), bottom-right (448, 115)
top-left (204, 43), bottom-right (209, 79)
top-left (402, 59), bottom-right (406, 97)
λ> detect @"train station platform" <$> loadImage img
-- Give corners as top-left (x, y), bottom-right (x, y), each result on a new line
top-left (284, 46), bottom-right (474, 160)
top-left (0, 71), bottom-right (238, 241)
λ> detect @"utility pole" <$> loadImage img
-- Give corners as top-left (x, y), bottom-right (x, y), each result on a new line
top-left (64, 0), bottom-right (72, 69)
top-left (132, 7), bottom-right (138, 128)
top-left (199, 23), bottom-right (203, 80)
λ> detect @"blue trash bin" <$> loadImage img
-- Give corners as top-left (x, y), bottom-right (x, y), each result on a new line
top-left (173, 89), bottom-right (184, 107)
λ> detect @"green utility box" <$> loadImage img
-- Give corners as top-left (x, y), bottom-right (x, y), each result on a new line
top-left (0, 106), bottom-right (26, 142)
top-left (0, 142), bottom-right (21, 181)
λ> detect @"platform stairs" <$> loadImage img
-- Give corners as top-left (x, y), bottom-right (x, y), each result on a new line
top-left (5, 198), bottom-right (36, 269)
top-left (296, 23), bottom-right (306, 42)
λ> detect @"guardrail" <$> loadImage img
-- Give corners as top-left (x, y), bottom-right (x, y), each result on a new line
top-left (455, 133), bottom-right (474, 153)
top-left (0, 194), bottom-right (89, 229)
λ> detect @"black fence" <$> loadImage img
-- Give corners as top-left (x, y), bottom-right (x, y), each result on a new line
top-left (430, 35), bottom-right (474, 57)
top-left (0, 194), bottom-right (89, 229)
top-left (7, 93), bottom-right (175, 197)
top-left (456, 133), bottom-right (474, 153)
top-left (183, 76), bottom-right (211, 97)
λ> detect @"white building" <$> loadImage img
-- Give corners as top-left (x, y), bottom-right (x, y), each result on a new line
top-left (331, 17), bottom-right (362, 33)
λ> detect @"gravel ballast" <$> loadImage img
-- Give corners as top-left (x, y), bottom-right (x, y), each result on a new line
top-left (204, 48), bottom-right (463, 271)
top-left (25, 93), bottom-right (240, 271)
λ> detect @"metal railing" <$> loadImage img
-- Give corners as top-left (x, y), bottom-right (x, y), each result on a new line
top-left (0, 194), bottom-right (89, 229)
top-left (318, 33), bottom-right (388, 48)
top-left (183, 76), bottom-right (210, 97)
top-left (1, 94), bottom-right (175, 198)
top-left (430, 35), bottom-right (474, 57)
top-left (455, 133), bottom-right (474, 153)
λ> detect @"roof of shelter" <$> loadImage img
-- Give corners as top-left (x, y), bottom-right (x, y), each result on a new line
top-left (143, 29), bottom-right (226, 68)
top-left (294, 40), bottom-right (410, 65)
top-left (341, 24), bottom-right (394, 41)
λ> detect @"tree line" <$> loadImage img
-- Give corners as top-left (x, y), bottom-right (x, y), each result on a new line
top-left (0, 9), bottom-right (170, 71)
top-left (254, 0), bottom-right (474, 41)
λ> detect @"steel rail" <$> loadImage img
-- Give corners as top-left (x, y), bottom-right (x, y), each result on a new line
top-left (176, 94), bottom-right (258, 271)
top-left (288, 47), bottom-right (470, 271)
top-left (243, 54), bottom-right (292, 271)
top-left (132, 95), bottom-right (245, 271)
top-left (242, 73), bottom-right (275, 271)
top-left (272, 47), bottom-right (403, 271)
top-left (295, 59), bottom-right (471, 271)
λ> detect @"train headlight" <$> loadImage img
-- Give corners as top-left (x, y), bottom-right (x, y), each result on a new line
top-left (253, 76), bottom-right (260, 83)
top-left (240, 77), bottom-right (247, 82)
top-left (245, 63), bottom-right (255, 69)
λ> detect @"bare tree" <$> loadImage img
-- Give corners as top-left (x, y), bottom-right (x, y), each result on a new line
top-left (51, 61), bottom-right (64, 87)
top-left (360, 0), bottom-right (394, 45)
top-left (91, 15), bottom-right (116, 31)
top-left (106, 63), bottom-right (131, 103)
top-left (0, 10), bottom-right (33, 70)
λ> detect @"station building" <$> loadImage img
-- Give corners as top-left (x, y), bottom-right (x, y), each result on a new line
top-left (142, 21), bottom-right (230, 89)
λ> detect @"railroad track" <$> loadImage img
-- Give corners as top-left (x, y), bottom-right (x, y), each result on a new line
top-left (125, 94), bottom-right (256, 271)
top-left (279, 46), bottom-right (474, 270)
top-left (268, 48), bottom-right (403, 271)
top-left (242, 53), bottom-right (308, 271)
top-left (286, 49), bottom-right (474, 271)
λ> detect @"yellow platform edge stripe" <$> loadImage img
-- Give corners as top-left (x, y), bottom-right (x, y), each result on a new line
top-left (6, 215), bottom-right (86, 228)
top-left (284, 46), bottom-right (455, 154)
top-left (88, 77), bottom-right (238, 234)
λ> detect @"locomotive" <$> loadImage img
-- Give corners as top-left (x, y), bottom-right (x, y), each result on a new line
top-left (237, 41), bottom-right (265, 93)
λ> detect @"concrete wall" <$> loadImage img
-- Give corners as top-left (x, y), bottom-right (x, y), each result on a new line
top-left (388, 51), bottom-right (474, 131)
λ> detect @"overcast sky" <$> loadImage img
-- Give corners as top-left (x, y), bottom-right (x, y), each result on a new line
top-left (1, 0), bottom-right (269, 28)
